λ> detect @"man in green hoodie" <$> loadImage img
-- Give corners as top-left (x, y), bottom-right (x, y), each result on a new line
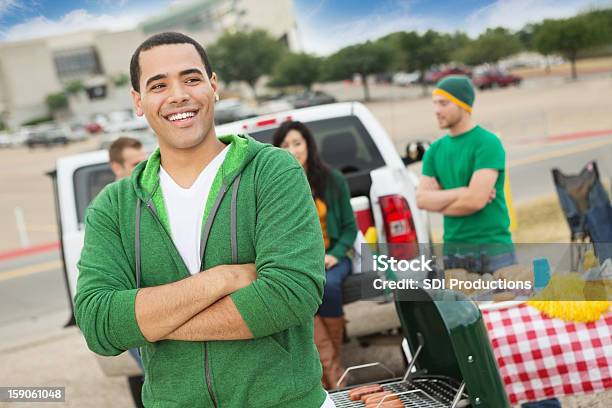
top-left (75, 32), bottom-right (332, 407)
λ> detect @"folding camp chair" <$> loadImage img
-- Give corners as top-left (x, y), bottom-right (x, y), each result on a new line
top-left (552, 161), bottom-right (611, 270)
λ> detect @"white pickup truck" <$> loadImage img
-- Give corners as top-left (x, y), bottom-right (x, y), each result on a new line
top-left (50, 101), bottom-right (429, 405)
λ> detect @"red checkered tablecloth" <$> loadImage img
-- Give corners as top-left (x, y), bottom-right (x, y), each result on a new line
top-left (481, 303), bottom-right (612, 405)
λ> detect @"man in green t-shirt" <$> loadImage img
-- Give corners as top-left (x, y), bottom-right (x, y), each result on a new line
top-left (416, 75), bottom-right (515, 272)
top-left (417, 78), bottom-right (563, 408)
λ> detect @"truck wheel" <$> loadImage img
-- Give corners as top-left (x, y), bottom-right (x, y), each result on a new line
top-left (127, 375), bottom-right (144, 408)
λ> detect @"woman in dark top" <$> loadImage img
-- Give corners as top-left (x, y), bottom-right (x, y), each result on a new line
top-left (272, 121), bottom-right (358, 389)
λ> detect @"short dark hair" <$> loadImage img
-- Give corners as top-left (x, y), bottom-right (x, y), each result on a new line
top-left (130, 32), bottom-right (213, 92)
top-left (109, 137), bottom-right (142, 165)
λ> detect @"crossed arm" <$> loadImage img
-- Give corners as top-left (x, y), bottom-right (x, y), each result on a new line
top-left (76, 164), bottom-right (323, 354)
top-left (135, 263), bottom-right (256, 342)
top-left (416, 169), bottom-right (499, 216)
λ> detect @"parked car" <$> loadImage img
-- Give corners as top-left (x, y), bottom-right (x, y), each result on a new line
top-left (287, 90), bottom-right (337, 109)
top-left (214, 98), bottom-right (257, 125)
top-left (255, 98), bottom-right (294, 116)
top-left (424, 66), bottom-right (472, 84)
top-left (0, 131), bottom-right (14, 148)
top-left (66, 123), bottom-right (89, 142)
top-left (392, 71), bottom-right (420, 87)
top-left (374, 72), bottom-right (394, 84)
top-left (84, 121), bottom-right (104, 134)
top-left (103, 110), bottom-right (149, 134)
top-left (473, 68), bottom-right (522, 90)
top-left (50, 102), bottom-right (430, 406)
top-left (25, 125), bottom-right (69, 148)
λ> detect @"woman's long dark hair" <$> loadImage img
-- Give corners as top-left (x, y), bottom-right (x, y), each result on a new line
top-left (272, 121), bottom-right (334, 202)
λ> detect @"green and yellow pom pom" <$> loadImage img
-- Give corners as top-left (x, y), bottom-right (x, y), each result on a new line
top-left (527, 272), bottom-right (610, 322)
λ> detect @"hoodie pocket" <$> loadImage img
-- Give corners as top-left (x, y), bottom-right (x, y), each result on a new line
top-left (211, 336), bottom-right (296, 407)
top-left (247, 336), bottom-right (296, 407)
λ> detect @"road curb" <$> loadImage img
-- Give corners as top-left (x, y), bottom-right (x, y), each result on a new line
top-left (0, 326), bottom-right (77, 355)
top-left (0, 241), bottom-right (60, 262)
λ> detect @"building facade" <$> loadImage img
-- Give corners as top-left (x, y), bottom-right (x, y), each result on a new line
top-left (0, 0), bottom-right (298, 128)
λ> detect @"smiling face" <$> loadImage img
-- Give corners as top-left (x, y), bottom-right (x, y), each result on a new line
top-left (131, 43), bottom-right (218, 152)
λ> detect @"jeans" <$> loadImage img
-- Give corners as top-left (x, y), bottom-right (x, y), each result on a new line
top-left (128, 348), bottom-right (144, 372)
top-left (444, 251), bottom-right (517, 274)
top-left (318, 257), bottom-right (351, 317)
top-left (488, 251), bottom-right (518, 272)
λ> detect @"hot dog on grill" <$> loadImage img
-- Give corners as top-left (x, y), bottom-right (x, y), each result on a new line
top-left (347, 384), bottom-right (384, 401)
top-left (365, 399), bottom-right (405, 408)
top-left (363, 391), bottom-right (398, 404)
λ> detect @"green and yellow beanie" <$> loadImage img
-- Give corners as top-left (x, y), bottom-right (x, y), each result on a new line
top-left (432, 75), bottom-right (475, 113)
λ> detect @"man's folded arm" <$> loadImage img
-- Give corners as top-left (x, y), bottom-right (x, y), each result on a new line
top-left (74, 199), bottom-right (250, 355)
top-left (163, 296), bottom-right (252, 341)
top-left (416, 175), bottom-right (465, 212)
top-left (441, 169), bottom-right (498, 216)
top-left (133, 265), bottom-right (249, 342)
top-left (165, 163), bottom-right (326, 341)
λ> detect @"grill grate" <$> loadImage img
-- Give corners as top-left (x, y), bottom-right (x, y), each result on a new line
top-left (330, 377), bottom-right (467, 408)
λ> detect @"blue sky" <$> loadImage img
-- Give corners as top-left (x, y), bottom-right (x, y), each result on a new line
top-left (0, 0), bottom-right (608, 54)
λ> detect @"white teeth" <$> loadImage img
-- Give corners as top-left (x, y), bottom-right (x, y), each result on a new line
top-left (168, 111), bottom-right (195, 121)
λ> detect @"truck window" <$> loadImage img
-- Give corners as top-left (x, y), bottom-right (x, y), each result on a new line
top-left (74, 163), bottom-right (115, 224)
top-left (248, 116), bottom-right (385, 174)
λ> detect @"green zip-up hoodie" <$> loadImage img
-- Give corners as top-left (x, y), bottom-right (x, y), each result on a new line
top-left (75, 134), bottom-right (327, 408)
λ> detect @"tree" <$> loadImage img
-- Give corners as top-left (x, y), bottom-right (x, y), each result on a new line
top-left (375, 32), bottom-right (408, 72)
top-left (64, 80), bottom-right (84, 95)
top-left (112, 73), bottom-right (130, 87)
top-left (208, 30), bottom-right (287, 100)
top-left (455, 28), bottom-right (523, 66)
top-left (516, 23), bottom-right (538, 50)
top-left (396, 30), bottom-right (451, 95)
top-left (443, 31), bottom-right (471, 60)
top-left (21, 115), bottom-right (53, 126)
top-left (269, 53), bottom-right (320, 90)
top-left (533, 14), bottom-right (607, 79)
top-left (45, 92), bottom-right (68, 112)
top-left (583, 8), bottom-right (612, 43)
top-left (322, 41), bottom-right (392, 101)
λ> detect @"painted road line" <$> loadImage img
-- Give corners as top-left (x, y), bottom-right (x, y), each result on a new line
top-left (0, 260), bottom-right (62, 282)
top-left (0, 242), bottom-right (59, 262)
top-left (516, 129), bottom-right (612, 145)
top-left (509, 138), bottom-right (612, 168)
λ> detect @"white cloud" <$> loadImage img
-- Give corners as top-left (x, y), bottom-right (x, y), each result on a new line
top-left (95, 0), bottom-right (129, 7)
top-left (0, 0), bottom-right (24, 17)
top-left (464, 0), bottom-right (608, 37)
top-left (301, 0), bottom-right (326, 20)
top-left (299, 6), bottom-right (450, 55)
top-left (168, 0), bottom-right (198, 7)
top-left (299, 0), bottom-right (612, 54)
top-left (0, 8), bottom-right (151, 41)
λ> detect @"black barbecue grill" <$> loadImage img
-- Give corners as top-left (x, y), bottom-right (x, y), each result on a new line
top-left (330, 289), bottom-right (510, 408)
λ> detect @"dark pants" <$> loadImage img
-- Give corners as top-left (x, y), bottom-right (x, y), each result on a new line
top-left (522, 398), bottom-right (561, 408)
top-left (318, 257), bottom-right (351, 317)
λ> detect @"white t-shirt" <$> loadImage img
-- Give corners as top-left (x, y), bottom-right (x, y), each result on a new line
top-left (321, 392), bottom-right (336, 408)
top-left (159, 146), bottom-right (229, 275)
